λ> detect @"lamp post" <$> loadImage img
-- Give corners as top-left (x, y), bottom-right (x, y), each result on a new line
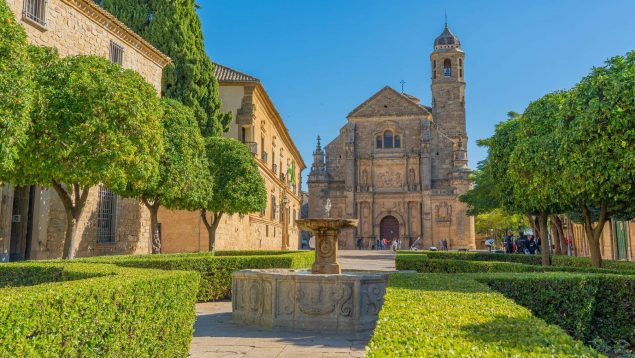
top-left (282, 195), bottom-right (290, 250)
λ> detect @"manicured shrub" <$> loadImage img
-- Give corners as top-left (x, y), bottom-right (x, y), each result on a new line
top-left (367, 273), bottom-right (597, 357)
top-left (409, 250), bottom-right (635, 271)
top-left (481, 273), bottom-right (635, 348)
top-left (82, 251), bottom-right (314, 301)
top-left (214, 250), bottom-right (304, 256)
top-left (396, 253), bottom-right (632, 275)
top-left (0, 263), bottom-right (199, 357)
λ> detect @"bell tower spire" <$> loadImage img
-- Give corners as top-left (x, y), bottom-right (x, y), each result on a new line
top-left (430, 22), bottom-right (466, 138)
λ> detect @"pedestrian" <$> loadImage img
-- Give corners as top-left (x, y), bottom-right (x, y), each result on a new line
top-left (518, 231), bottom-right (529, 254)
top-left (536, 237), bottom-right (542, 254)
top-left (391, 239), bottom-right (399, 252)
top-left (527, 235), bottom-right (537, 255)
top-left (485, 237), bottom-right (495, 252)
top-left (375, 238), bottom-right (380, 250)
top-left (504, 231), bottom-right (513, 254)
top-left (356, 237), bottom-right (363, 250)
top-left (442, 240), bottom-right (449, 251)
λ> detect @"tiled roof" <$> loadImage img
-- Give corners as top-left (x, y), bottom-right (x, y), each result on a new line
top-left (213, 63), bottom-right (260, 82)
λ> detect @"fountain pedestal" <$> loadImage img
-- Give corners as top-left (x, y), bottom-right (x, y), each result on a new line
top-left (296, 219), bottom-right (358, 274)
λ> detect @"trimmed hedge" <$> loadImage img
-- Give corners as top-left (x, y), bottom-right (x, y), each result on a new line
top-left (367, 273), bottom-right (598, 357)
top-left (396, 254), bottom-right (635, 276)
top-left (0, 262), bottom-right (199, 357)
top-left (214, 250), bottom-right (305, 256)
top-left (482, 274), bottom-right (635, 348)
top-left (402, 250), bottom-right (635, 271)
top-left (82, 251), bottom-right (314, 301)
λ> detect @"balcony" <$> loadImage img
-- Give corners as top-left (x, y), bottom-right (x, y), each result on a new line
top-left (244, 142), bottom-right (258, 156)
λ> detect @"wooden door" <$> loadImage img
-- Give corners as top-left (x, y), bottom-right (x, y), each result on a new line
top-left (380, 216), bottom-right (399, 243)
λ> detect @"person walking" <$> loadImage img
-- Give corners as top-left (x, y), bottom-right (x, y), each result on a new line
top-left (504, 231), bottom-right (513, 254)
top-left (527, 235), bottom-right (537, 254)
top-left (356, 236), bottom-right (363, 250)
top-left (485, 237), bottom-right (495, 252)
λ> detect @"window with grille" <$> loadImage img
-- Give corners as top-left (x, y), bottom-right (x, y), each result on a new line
top-left (271, 195), bottom-right (276, 220)
top-left (97, 186), bottom-right (118, 243)
top-left (23, 0), bottom-right (48, 26)
top-left (109, 41), bottom-right (124, 65)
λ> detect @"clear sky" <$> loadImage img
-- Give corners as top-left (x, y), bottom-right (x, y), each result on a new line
top-left (198, 0), bottom-right (635, 189)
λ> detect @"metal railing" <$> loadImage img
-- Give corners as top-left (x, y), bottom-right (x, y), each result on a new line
top-left (23, 0), bottom-right (48, 26)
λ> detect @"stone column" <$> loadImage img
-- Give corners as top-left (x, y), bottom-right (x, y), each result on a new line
top-left (312, 227), bottom-right (342, 274)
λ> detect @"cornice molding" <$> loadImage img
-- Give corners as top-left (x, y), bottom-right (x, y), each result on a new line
top-left (61, 0), bottom-right (171, 68)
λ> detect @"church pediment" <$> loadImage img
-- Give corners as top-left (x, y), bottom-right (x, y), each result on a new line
top-left (347, 86), bottom-right (431, 119)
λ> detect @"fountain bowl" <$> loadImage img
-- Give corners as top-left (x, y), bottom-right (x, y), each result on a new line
top-left (232, 269), bottom-right (387, 332)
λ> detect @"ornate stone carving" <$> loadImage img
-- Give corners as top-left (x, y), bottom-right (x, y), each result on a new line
top-left (435, 202), bottom-right (452, 222)
top-left (297, 283), bottom-right (340, 315)
top-left (362, 283), bottom-right (386, 315)
top-left (377, 171), bottom-right (402, 188)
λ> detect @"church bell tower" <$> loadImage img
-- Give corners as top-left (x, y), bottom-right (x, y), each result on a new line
top-left (430, 22), bottom-right (466, 138)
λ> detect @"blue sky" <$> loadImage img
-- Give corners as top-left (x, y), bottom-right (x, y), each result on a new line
top-left (199, 0), bottom-right (635, 189)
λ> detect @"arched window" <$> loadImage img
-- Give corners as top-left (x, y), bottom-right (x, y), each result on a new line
top-left (384, 131), bottom-right (393, 148)
top-left (394, 135), bottom-right (401, 148)
top-left (443, 58), bottom-right (452, 77)
top-left (376, 135), bottom-right (382, 149)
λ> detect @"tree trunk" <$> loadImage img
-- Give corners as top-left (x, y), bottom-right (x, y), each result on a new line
top-left (550, 215), bottom-right (562, 255)
top-left (539, 212), bottom-right (551, 266)
top-left (581, 203), bottom-right (608, 268)
top-left (143, 198), bottom-right (161, 254)
top-left (552, 215), bottom-right (566, 255)
top-left (529, 215), bottom-right (540, 242)
top-left (201, 210), bottom-right (223, 252)
top-left (52, 183), bottom-right (89, 260)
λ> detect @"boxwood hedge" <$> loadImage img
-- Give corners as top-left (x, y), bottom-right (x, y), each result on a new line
top-left (481, 273), bottom-right (635, 349)
top-left (0, 262), bottom-right (199, 357)
top-left (367, 273), bottom-right (598, 357)
top-left (396, 254), bottom-right (634, 275)
top-left (82, 250), bottom-right (314, 301)
top-left (402, 250), bottom-right (635, 271)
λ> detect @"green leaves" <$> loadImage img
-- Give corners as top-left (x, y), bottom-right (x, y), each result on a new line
top-left (0, 0), bottom-right (32, 179)
top-left (15, 54), bottom-right (163, 192)
top-left (203, 137), bottom-right (266, 215)
top-left (100, 0), bottom-right (232, 137)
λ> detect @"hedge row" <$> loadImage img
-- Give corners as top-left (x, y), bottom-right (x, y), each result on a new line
top-left (0, 262), bottom-right (199, 357)
top-left (401, 250), bottom-right (635, 271)
top-left (481, 274), bottom-right (635, 348)
top-left (82, 251), bottom-right (314, 301)
top-left (396, 254), bottom-right (634, 275)
top-left (366, 273), bottom-right (597, 357)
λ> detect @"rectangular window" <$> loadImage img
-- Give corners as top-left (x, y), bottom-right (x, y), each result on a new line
top-left (271, 195), bottom-right (276, 220)
top-left (23, 0), bottom-right (48, 26)
top-left (109, 41), bottom-right (124, 65)
top-left (97, 186), bottom-right (118, 243)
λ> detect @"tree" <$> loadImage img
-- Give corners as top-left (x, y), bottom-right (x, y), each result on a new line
top-left (15, 53), bottom-right (163, 259)
top-left (0, 0), bottom-right (32, 177)
top-left (99, 0), bottom-right (232, 137)
top-left (475, 209), bottom-right (528, 248)
top-left (560, 51), bottom-right (635, 267)
top-left (459, 160), bottom-right (501, 216)
top-left (201, 137), bottom-right (266, 251)
top-left (120, 98), bottom-right (211, 253)
top-left (508, 92), bottom-right (570, 265)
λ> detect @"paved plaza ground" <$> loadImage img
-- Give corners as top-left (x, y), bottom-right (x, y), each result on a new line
top-left (189, 250), bottom-right (396, 357)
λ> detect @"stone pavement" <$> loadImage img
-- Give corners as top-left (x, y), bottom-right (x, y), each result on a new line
top-left (189, 250), bottom-right (395, 357)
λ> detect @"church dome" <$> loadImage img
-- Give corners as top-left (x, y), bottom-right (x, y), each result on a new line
top-left (434, 25), bottom-right (461, 50)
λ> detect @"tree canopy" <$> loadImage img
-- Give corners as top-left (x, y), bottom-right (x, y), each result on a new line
top-left (0, 0), bottom-right (32, 177)
top-left (121, 98), bottom-right (211, 253)
top-left (200, 137), bottom-right (266, 251)
top-left (15, 52), bottom-right (163, 258)
top-left (100, 0), bottom-right (232, 137)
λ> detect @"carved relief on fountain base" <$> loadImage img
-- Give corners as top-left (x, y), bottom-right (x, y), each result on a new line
top-left (232, 269), bottom-right (387, 332)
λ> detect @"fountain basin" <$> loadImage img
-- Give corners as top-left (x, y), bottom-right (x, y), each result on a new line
top-left (232, 269), bottom-right (387, 332)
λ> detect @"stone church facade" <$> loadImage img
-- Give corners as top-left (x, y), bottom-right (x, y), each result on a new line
top-left (308, 25), bottom-right (475, 250)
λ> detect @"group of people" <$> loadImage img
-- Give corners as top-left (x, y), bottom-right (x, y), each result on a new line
top-left (356, 237), bottom-right (403, 251)
top-left (491, 231), bottom-right (541, 255)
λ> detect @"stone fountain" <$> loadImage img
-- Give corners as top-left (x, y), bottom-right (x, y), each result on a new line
top-left (232, 199), bottom-right (387, 332)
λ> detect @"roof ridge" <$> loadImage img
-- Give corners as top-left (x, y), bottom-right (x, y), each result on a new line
top-left (347, 86), bottom-right (430, 118)
top-left (213, 63), bottom-right (260, 82)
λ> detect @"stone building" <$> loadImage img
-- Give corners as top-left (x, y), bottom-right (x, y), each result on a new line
top-left (158, 64), bottom-right (306, 252)
top-left (308, 24), bottom-right (475, 250)
top-left (0, 0), bottom-right (170, 261)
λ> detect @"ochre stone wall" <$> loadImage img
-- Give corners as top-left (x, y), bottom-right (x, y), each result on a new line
top-left (159, 80), bottom-right (304, 252)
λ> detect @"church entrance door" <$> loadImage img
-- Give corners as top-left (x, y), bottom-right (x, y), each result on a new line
top-left (380, 216), bottom-right (399, 244)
